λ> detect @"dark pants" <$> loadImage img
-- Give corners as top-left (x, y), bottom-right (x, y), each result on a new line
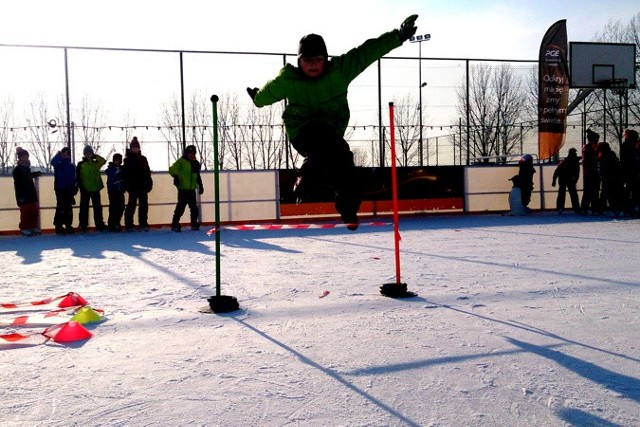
top-left (599, 179), bottom-right (623, 213)
top-left (125, 190), bottom-right (149, 228)
top-left (171, 190), bottom-right (199, 227)
top-left (79, 189), bottom-right (105, 229)
top-left (581, 174), bottom-right (600, 213)
top-left (291, 123), bottom-right (361, 221)
top-left (108, 190), bottom-right (125, 228)
top-left (54, 188), bottom-right (75, 229)
top-left (556, 179), bottom-right (579, 212)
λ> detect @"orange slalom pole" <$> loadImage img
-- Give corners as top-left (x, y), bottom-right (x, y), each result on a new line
top-left (379, 103), bottom-right (415, 298)
top-left (388, 102), bottom-right (402, 284)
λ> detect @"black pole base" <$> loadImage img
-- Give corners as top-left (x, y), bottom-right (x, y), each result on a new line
top-left (199, 295), bottom-right (240, 313)
top-left (380, 282), bottom-right (417, 298)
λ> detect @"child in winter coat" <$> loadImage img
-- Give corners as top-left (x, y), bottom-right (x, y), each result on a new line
top-left (106, 153), bottom-right (125, 231)
top-left (581, 129), bottom-right (601, 214)
top-left (169, 145), bottom-right (203, 231)
top-left (596, 142), bottom-right (623, 215)
top-left (247, 15), bottom-right (419, 230)
top-left (76, 145), bottom-right (107, 232)
top-left (12, 147), bottom-right (42, 236)
top-left (518, 154), bottom-right (536, 211)
top-left (51, 146), bottom-right (77, 234)
top-left (122, 137), bottom-right (153, 231)
top-left (506, 175), bottom-right (527, 216)
top-left (552, 148), bottom-right (580, 213)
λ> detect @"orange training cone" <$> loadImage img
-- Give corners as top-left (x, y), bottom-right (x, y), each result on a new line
top-left (44, 321), bottom-right (93, 343)
top-left (58, 292), bottom-right (88, 308)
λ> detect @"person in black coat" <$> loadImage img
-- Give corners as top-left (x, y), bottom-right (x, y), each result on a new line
top-left (597, 142), bottom-right (623, 215)
top-left (580, 129), bottom-right (601, 214)
top-left (12, 148), bottom-right (42, 236)
top-left (620, 129), bottom-right (639, 214)
top-left (122, 137), bottom-right (153, 231)
top-left (552, 148), bottom-right (580, 213)
top-left (106, 153), bottom-right (125, 231)
top-left (518, 154), bottom-right (535, 211)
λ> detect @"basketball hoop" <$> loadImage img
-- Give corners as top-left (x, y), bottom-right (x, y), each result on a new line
top-left (597, 78), bottom-right (629, 95)
top-left (596, 78), bottom-right (628, 88)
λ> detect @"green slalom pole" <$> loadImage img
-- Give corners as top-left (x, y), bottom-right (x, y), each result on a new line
top-left (201, 95), bottom-right (238, 313)
top-left (211, 95), bottom-right (221, 296)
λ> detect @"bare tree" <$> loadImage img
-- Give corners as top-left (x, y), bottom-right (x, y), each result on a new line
top-left (456, 63), bottom-right (529, 163)
top-left (391, 93), bottom-right (421, 166)
top-left (24, 93), bottom-right (57, 171)
top-left (159, 97), bottom-right (186, 164)
top-left (218, 93), bottom-right (244, 170)
top-left (0, 97), bottom-right (18, 174)
top-left (75, 96), bottom-right (108, 156)
top-left (159, 91), bottom-right (221, 169)
top-left (592, 12), bottom-right (640, 147)
top-left (186, 91), bottom-right (213, 170)
top-left (352, 147), bottom-right (369, 167)
top-left (242, 103), bottom-right (287, 169)
top-left (120, 111), bottom-right (137, 154)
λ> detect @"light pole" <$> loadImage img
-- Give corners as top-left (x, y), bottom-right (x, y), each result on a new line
top-left (410, 33), bottom-right (431, 166)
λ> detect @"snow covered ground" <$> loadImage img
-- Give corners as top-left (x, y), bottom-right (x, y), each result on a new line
top-left (1, 213), bottom-right (639, 426)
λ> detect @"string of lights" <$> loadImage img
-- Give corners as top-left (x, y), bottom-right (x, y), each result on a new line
top-left (2, 121), bottom-right (637, 133)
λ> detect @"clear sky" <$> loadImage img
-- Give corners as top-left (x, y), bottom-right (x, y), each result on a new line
top-left (2, 0), bottom-right (638, 59)
top-left (1, 1), bottom-right (638, 170)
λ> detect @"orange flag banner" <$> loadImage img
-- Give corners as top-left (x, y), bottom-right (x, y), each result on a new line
top-left (538, 20), bottom-right (569, 160)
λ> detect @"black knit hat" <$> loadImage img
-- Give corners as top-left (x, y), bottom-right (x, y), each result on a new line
top-left (586, 129), bottom-right (600, 140)
top-left (185, 145), bottom-right (197, 154)
top-left (298, 34), bottom-right (328, 58)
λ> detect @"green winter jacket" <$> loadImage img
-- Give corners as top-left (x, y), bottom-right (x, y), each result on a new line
top-left (169, 156), bottom-right (203, 191)
top-left (253, 29), bottom-right (403, 141)
top-left (76, 155), bottom-right (106, 192)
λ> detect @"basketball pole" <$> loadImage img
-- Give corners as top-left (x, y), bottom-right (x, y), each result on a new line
top-left (380, 102), bottom-right (416, 298)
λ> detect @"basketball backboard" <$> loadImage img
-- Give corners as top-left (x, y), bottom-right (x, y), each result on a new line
top-left (569, 42), bottom-right (636, 89)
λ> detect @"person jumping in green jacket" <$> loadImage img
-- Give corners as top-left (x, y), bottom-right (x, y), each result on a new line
top-left (247, 15), bottom-right (419, 230)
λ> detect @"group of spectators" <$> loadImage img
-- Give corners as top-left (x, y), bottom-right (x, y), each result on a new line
top-left (559, 128), bottom-right (640, 216)
top-left (11, 138), bottom-right (204, 237)
top-left (506, 128), bottom-right (639, 217)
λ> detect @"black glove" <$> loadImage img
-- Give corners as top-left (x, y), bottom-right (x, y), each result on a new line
top-left (399, 14), bottom-right (418, 42)
top-left (246, 87), bottom-right (258, 100)
top-left (173, 176), bottom-right (180, 187)
top-left (198, 185), bottom-right (204, 195)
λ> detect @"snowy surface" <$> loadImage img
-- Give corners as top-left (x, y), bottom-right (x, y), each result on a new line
top-left (1, 213), bottom-right (639, 426)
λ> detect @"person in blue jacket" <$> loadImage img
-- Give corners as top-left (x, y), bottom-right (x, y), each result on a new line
top-left (51, 146), bottom-right (77, 235)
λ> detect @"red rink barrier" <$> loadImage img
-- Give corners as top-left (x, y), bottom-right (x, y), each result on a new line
top-left (207, 221), bottom-right (391, 235)
top-left (1, 292), bottom-right (88, 311)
